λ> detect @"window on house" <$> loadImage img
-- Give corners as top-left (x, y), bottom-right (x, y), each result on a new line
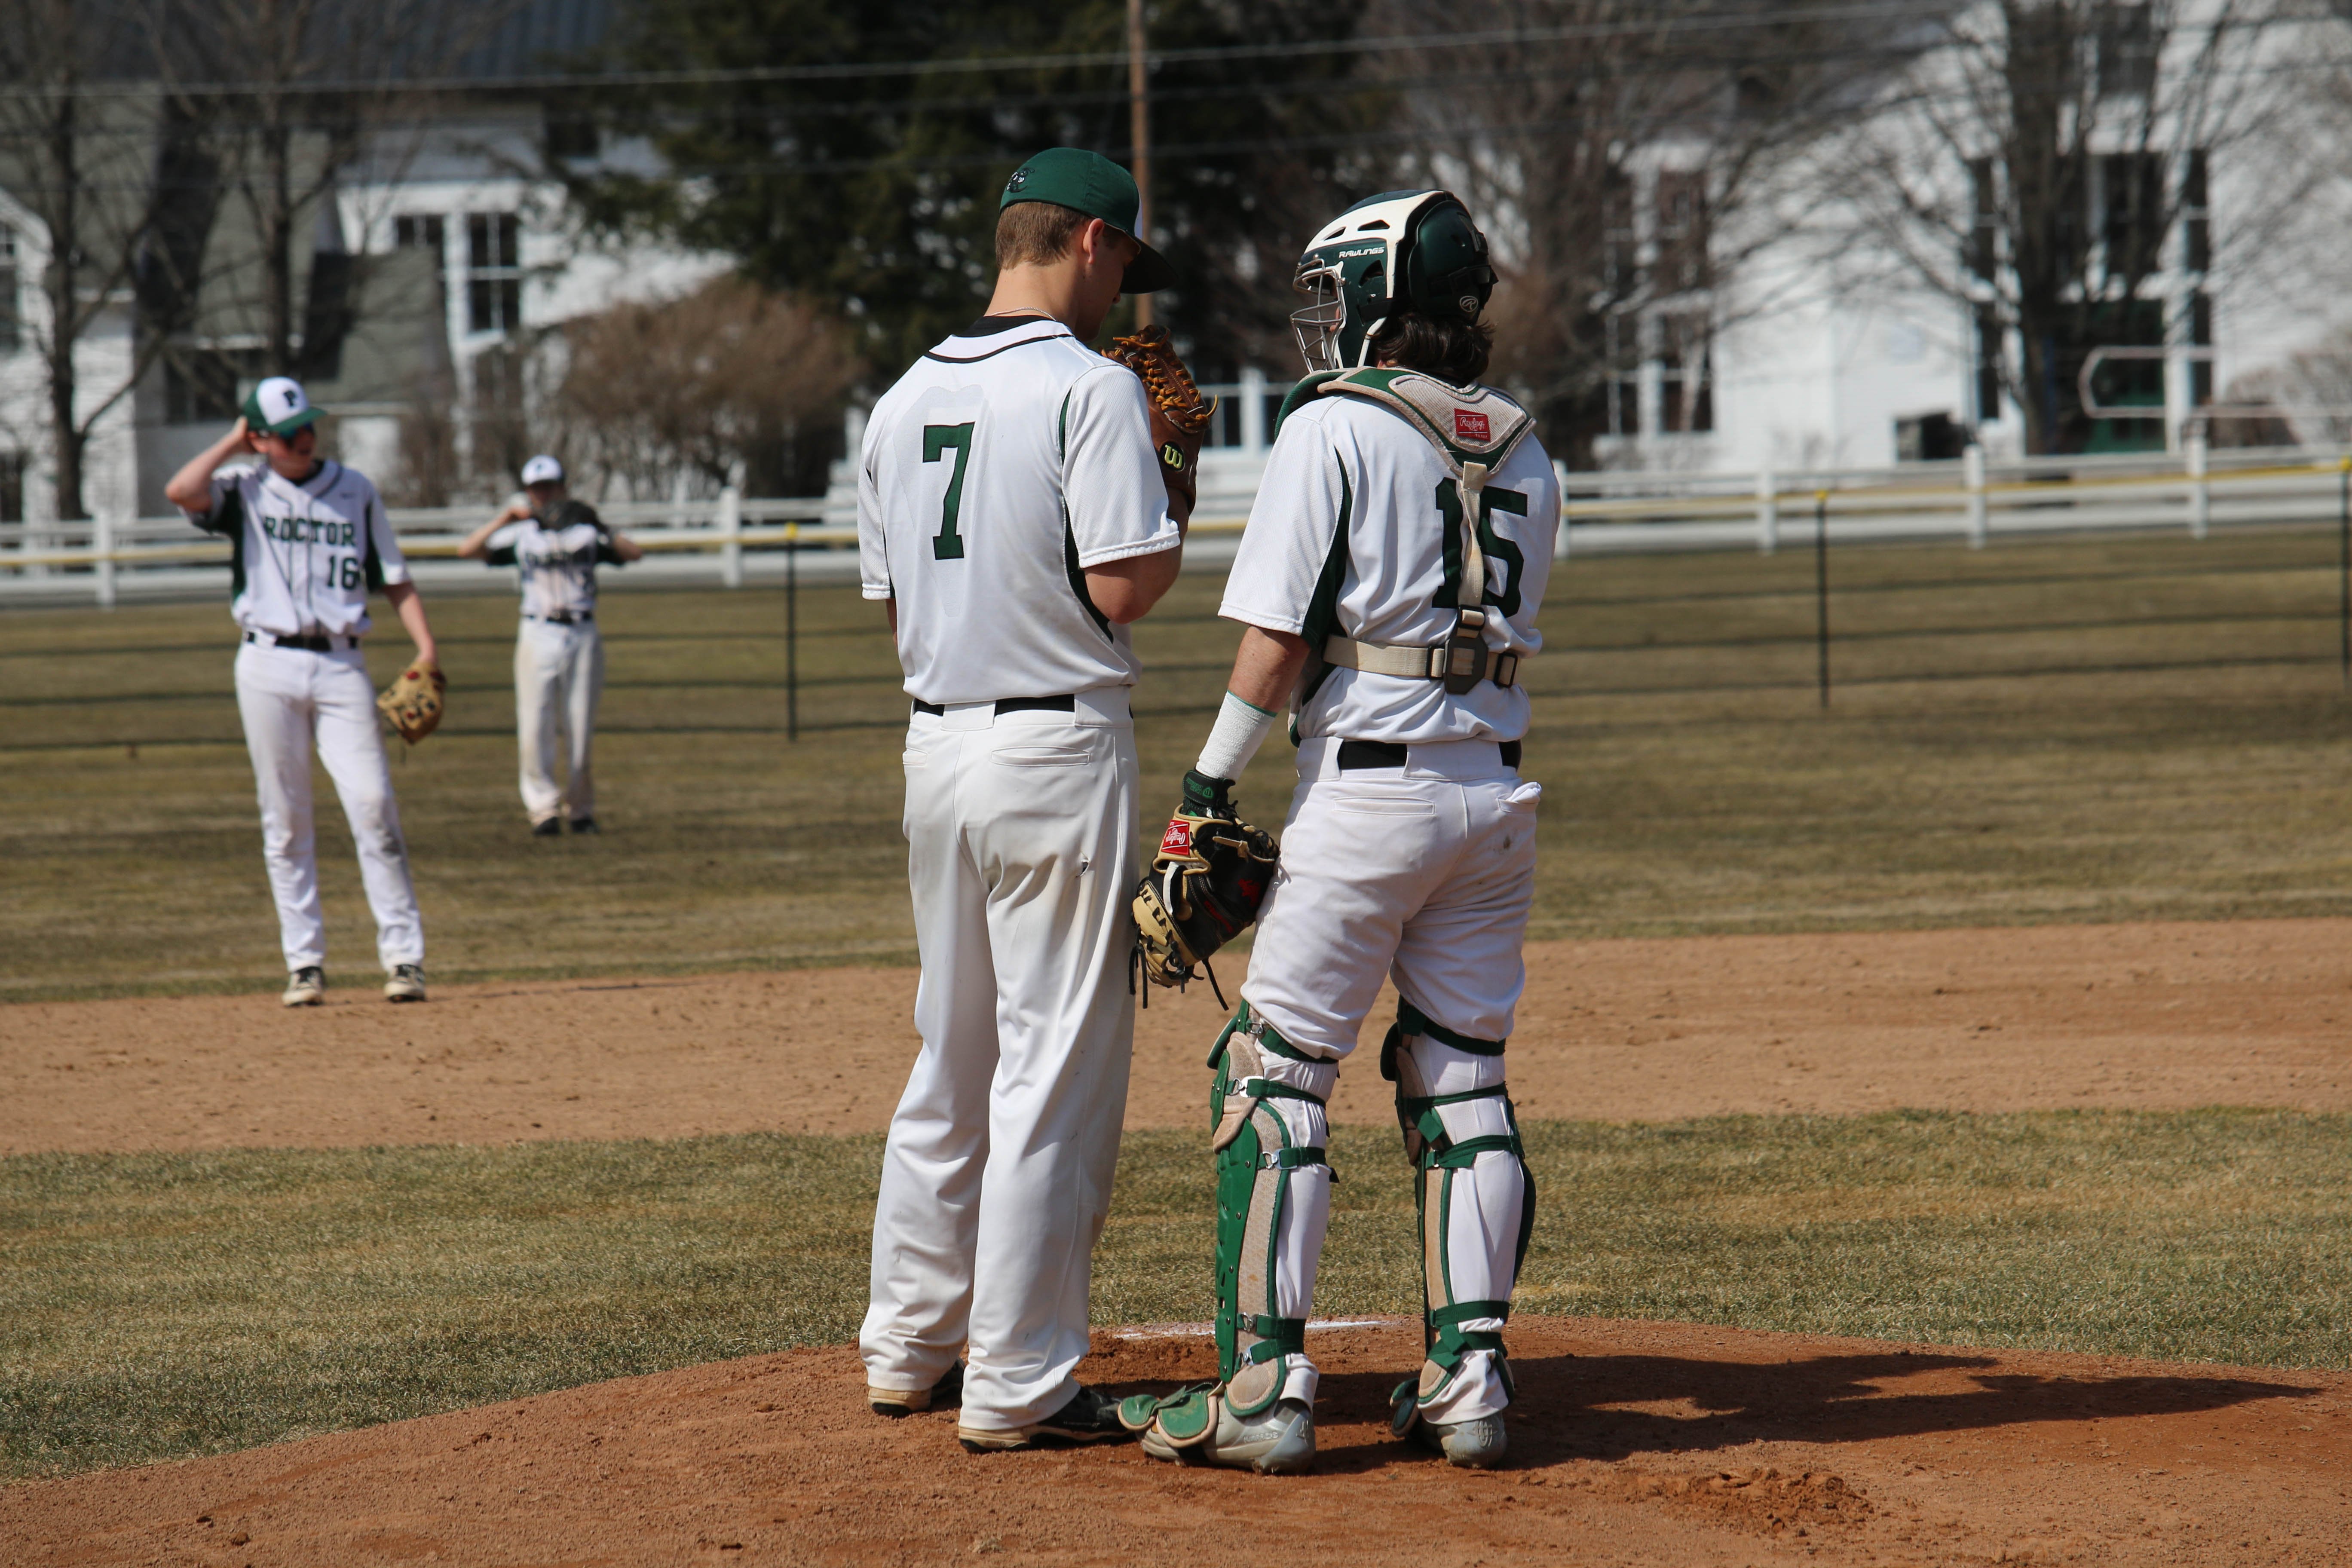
top-left (0, 452), bottom-right (22, 524)
top-left (2097, 4), bottom-right (2156, 98)
top-left (1975, 307), bottom-right (2004, 423)
top-left (1655, 171), bottom-right (1709, 294)
top-left (1602, 169), bottom-right (1637, 294)
top-left (2101, 151), bottom-right (2165, 283)
top-left (1661, 314), bottom-right (1713, 434)
top-left (2181, 149), bottom-right (2210, 273)
top-left (1966, 159), bottom-right (1999, 282)
top-left (0, 225), bottom-right (18, 352)
top-left (164, 347), bottom-right (261, 425)
top-left (466, 213), bottom-right (521, 335)
top-left (395, 214), bottom-right (446, 274)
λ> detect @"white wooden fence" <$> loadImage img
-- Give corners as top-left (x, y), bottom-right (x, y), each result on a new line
top-left (5, 439), bottom-right (2349, 606)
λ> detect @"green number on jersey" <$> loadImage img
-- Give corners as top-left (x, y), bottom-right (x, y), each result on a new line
top-left (338, 557), bottom-right (363, 590)
top-left (924, 423), bottom-right (975, 560)
top-left (1433, 481), bottom-right (1527, 618)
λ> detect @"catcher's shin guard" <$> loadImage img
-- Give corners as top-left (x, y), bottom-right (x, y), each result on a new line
top-left (1127, 1002), bottom-right (1333, 1461)
top-left (1381, 1000), bottom-right (1534, 1437)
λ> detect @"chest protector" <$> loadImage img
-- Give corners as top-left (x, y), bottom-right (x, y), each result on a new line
top-left (1306, 369), bottom-right (1539, 693)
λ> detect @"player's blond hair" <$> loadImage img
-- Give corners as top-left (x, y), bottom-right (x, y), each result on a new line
top-left (996, 201), bottom-right (1091, 271)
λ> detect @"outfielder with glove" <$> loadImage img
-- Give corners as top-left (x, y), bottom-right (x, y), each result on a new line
top-left (856, 148), bottom-right (1200, 1453)
top-left (165, 376), bottom-right (438, 1006)
top-left (1122, 190), bottom-right (1556, 1474)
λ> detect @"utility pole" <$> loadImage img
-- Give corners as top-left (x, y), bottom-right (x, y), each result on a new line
top-left (1127, 0), bottom-right (1152, 330)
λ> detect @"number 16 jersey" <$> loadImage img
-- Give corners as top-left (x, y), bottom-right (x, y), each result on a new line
top-left (185, 458), bottom-right (410, 640)
top-left (858, 315), bottom-right (1179, 707)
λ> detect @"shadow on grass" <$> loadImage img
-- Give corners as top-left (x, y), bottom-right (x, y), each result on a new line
top-left (1298, 1354), bottom-right (2319, 1472)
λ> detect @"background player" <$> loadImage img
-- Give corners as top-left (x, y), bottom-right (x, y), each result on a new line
top-left (1124, 190), bottom-right (1555, 1473)
top-left (163, 376), bottom-right (439, 1007)
top-left (856, 147), bottom-right (1192, 1452)
top-left (457, 455), bottom-right (642, 836)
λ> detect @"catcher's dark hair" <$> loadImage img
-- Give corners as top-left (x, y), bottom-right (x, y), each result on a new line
top-left (1369, 311), bottom-right (1493, 386)
top-left (996, 201), bottom-right (1091, 270)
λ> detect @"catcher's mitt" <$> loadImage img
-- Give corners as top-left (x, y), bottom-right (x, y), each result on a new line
top-left (1102, 325), bottom-right (1215, 515)
top-left (1132, 770), bottom-right (1278, 1008)
top-left (376, 658), bottom-right (447, 746)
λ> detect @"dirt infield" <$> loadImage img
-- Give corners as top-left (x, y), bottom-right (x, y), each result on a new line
top-left (4, 1316), bottom-right (2342, 1567)
top-left (4, 918), bottom-right (2346, 1154)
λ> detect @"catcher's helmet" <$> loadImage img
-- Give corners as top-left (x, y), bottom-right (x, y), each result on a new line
top-left (1291, 190), bottom-right (1495, 374)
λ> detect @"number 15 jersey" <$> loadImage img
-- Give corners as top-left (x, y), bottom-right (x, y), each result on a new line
top-left (858, 315), bottom-right (1180, 707)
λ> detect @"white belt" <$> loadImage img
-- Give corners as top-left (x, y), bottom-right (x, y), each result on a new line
top-left (1323, 635), bottom-right (1523, 689)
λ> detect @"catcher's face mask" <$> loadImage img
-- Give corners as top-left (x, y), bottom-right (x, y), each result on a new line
top-left (1290, 189), bottom-right (1494, 373)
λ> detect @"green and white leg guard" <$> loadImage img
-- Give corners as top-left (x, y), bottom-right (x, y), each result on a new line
top-left (1123, 1001), bottom-right (1333, 1474)
top-left (1381, 1000), bottom-right (1534, 1444)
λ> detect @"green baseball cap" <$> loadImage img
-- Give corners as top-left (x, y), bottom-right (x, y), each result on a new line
top-left (242, 376), bottom-right (325, 438)
top-left (1000, 148), bottom-right (1176, 294)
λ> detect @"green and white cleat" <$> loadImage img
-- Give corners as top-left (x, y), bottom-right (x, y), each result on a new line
top-left (1124, 1362), bottom-right (1318, 1476)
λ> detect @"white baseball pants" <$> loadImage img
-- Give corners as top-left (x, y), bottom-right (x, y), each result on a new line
top-left (233, 641), bottom-right (424, 973)
top-left (515, 618), bottom-right (604, 824)
top-left (1240, 735), bottom-right (1542, 1422)
top-left (861, 688), bottom-right (1139, 1432)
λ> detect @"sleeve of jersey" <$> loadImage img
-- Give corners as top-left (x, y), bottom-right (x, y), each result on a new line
top-left (184, 475), bottom-right (238, 535)
top-left (365, 487), bottom-right (413, 586)
top-left (1062, 365), bottom-right (1180, 567)
top-left (1218, 412), bottom-right (1348, 636)
top-left (483, 524), bottom-right (521, 567)
top-left (856, 443), bottom-right (891, 602)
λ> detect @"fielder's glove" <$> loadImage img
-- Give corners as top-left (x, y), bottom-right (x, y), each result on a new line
top-left (1132, 770), bottom-right (1278, 1008)
top-left (1102, 324), bottom-right (1214, 518)
top-left (377, 657), bottom-right (447, 746)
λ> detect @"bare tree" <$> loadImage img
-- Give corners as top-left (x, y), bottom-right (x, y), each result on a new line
top-left (1366, 0), bottom-right (1916, 464)
top-left (0, 0), bottom-right (189, 520)
top-left (548, 278), bottom-right (860, 501)
top-left (1824, 0), bottom-right (2328, 454)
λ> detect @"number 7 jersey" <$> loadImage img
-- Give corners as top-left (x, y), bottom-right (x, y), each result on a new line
top-left (186, 459), bottom-right (410, 639)
top-left (858, 315), bottom-right (1180, 706)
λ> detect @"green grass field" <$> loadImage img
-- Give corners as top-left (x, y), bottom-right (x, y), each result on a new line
top-left (3, 1109), bottom-right (2343, 1479)
top-left (5, 525), bottom-right (2352, 999)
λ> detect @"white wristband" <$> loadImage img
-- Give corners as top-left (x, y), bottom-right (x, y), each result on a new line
top-left (1194, 690), bottom-right (1280, 782)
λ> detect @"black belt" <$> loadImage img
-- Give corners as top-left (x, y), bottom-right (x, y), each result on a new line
top-left (912, 693), bottom-right (1076, 718)
top-left (244, 631), bottom-right (357, 652)
top-left (527, 611), bottom-right (594, 625)
top-left (1337, 738), bottom-right (1522, 771)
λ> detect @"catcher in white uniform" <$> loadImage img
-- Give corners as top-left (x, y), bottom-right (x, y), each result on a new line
top-left (856, 148), bottom-right (1202, 1453)
top-left (458, 454), bottom-right (643, 836)
top-left (164, 377), bottom-right (440, 1007)
top-left (1121, 190), bottom-right (1556, 1473)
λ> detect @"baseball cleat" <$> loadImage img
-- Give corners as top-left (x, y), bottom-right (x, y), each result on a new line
top-left (1411, 1412), bottom-right (1507, 1469)
top-left (958, 1384), bottom-right (1132, 1452)
top-left (569, 817), bottom-right (599, 834)
top-left (384, 964), bottom-right (428, 1003)
top-left (870, 1359), bottom-right (962, 1418)
top-left (1140, 1396), bottom-right (1317, 1475)
top-left (531, 817), bottom-right (563, 837)
top-left (282, 966), bottom-right (325, 1007)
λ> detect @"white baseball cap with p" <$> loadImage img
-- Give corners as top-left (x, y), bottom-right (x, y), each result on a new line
top-left (242, 376), bottom-right (324, 438)
top-left (520, 454), bottom-right (564, 486)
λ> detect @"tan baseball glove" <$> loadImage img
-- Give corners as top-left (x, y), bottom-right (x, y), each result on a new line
top-left (377, 657), bottom-right (447, 746)
top-left (1103, 325), bottom-right (1215, 517)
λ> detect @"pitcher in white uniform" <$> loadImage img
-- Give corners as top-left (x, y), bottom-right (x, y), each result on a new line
top-left (855, 147), bottom-right (1194, 1452)
top-left (1123, 190), bottom-right (1555, 1475)
top-left (458, 455), bottom-right (643, 835)
top-left (165, 377), bottom-right (441, 1007)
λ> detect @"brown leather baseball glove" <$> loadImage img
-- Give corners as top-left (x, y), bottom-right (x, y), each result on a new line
top-left (377, 657), bottom-right (447, 746)
top-left (1103, 324), bottom-right (1215, 518)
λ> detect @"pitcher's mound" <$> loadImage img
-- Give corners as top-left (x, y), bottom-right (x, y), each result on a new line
top-left (4, 1317), bottom-right (2342, 1566)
